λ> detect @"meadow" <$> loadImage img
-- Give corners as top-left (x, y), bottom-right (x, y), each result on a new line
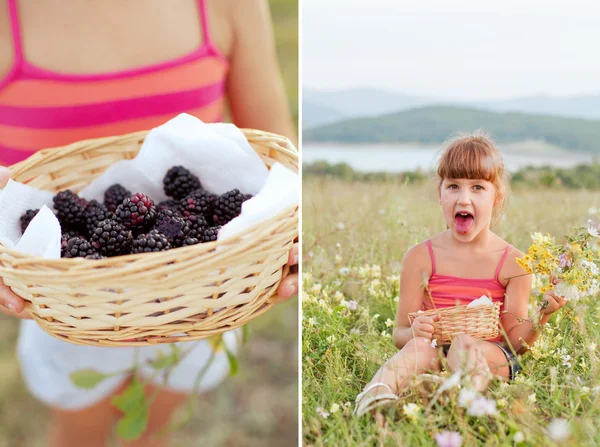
top-left (303, 178), bottom-right (600, 446)
top-left (0, 1), bottom-right (298, 445)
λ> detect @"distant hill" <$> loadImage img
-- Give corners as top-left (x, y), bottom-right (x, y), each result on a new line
top-left (303, 88), bottom-right (600, 127)
top-left (304, 87), bottom-right (432, 123)
top-left (304, 105), bottom-right (600, 152)
top-left (302, 102), bottom-right (346, 128)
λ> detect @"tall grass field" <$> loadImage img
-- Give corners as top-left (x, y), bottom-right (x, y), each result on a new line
top-left (303, 178), bottom-right (600, 446)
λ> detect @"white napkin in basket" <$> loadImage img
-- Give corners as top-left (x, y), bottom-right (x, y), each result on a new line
top-left (467, 295), bottom-right (494, 307)
top-left (0, 113), bottom-right (298, 256)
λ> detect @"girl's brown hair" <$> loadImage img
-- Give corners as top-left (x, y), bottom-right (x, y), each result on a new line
top-left (436, 131), bottom-right (510, 227)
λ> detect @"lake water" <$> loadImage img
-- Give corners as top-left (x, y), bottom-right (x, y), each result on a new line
top-left (302, 143), bottom-right (596, 173)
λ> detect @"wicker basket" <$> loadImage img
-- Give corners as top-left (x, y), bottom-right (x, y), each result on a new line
top-left (408, 302), bottom-right (501, 344)
top-left (0, 129), bottom-right (298, 346)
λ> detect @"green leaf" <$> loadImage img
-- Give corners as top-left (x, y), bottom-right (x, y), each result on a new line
top-left (224, 344), bottom-right (239, 377)
top-left (112, 378), bottom-right (149, 441)
top-left (116, 405), bottom-right (149, 441)
top-left (69, 369), bottom-right (111, 389)
top-left (242, 324), bottom-right (250, 345)
top-left (148, 350), bottom-right (180, 370)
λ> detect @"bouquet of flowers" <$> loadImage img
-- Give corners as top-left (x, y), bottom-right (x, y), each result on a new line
top-left (516, 220), bottom-right (600, 302)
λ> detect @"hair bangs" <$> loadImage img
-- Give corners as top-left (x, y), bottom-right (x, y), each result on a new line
top-left (437, 138), bottom-right (500, 183)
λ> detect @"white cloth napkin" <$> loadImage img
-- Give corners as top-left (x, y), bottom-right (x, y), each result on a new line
top-left (0, 114), bottom-right (298, 258)
top-left (467, 295), bottom-right (494, 307)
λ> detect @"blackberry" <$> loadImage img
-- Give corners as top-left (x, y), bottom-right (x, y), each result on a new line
top-left (156, 199), bottom-right (181, 213)
top-left (104, 184), bottom-right (131, 213)
top-left (63, 237), bottom-right (98, 258)
top-left (212, 189), bottom-right (252, 225)
top-left (90, 219), bottom-right (133, 257)
top-left (183, 213), bottom-right (208, 240)
top-left (19, 209), bottom-right (40, 234)
top-left (179, 190), bottom-right (215, 220)
top-left (115, 193), bottom-right (157, 231)
top-left (85, 253), bottom-right (106, 260)
top-left (132, 230), bottom-right (172, 253)
top-left (182, 237), bottom-right (200, 247)
top-left (85, 200), bottom-right (113, 237)
top-left (154, 209), bottom-right (187, 246)
top-left (163, 166), bottom-right (202, 200)
top-left (53, 190), bottom-right (89, 230)
top-left (202, 226), bottom-right (220, 243)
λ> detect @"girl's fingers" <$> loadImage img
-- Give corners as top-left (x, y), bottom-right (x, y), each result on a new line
top-left (276, 273), bottom-right (298, 300)
top-left (287, 243), bottom-right (299, 266)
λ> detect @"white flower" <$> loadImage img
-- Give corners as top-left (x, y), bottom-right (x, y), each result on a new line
top-left (439, 370), bottom-right (462, 392)
top-left (394, 295), bottom-right (400, 303)
top-left (497, 398), bottom-right (507, 408)
top-left (589, 342), bottom-right (597, 352)
top-left (547, 418), bottom-right (571, 442)
top-left (581, 386), bottom-right (591, 394)
top-left (311, 283), bottom-right (322, 294)
top-left (373, 314), bottom-right (380, 320)
top-left (316, 407), bottom-right (330, 419)
top-left (589, 207), bottom-right (598, 215)
top-left (339, 299), bottom-right (348, 307)
top-left (513, 431), bottom-right (525, 443)
top-left (350, 328), bottom-right (360, 335)
top-left (336, 221), bottom-right (345, 230)
top-left (329, 403), bottom-right (340, 414)
top-left (587, 224), bottom-right (599, 238)
top-left (430, 339), bottom-right (438, 348)
top-left (434, 431), bottom-right (463, 447)
top-left (339, 267), bottom-right (350, 275)
top-left (385, 318), bottom-right (394, 328)
top-left (402, 403), bottom-right (420, 422)
top-left (554, 282), bottom-right (580, 301)
top-left (308, 317), bottom-right (317, 326)
top-left (561, 354), bottom-right (572, 367)
top-left (457, 388), bottom-right (478, 408)
top-left (334, 254), bottom-right (342, 263)
top-left (346, 300), bottom-right (358, 311)
top-left (327, 335), bottom-right (336, 344)
top-left (581, 259), bottom-right (599, 276)
top-left (381, 330), bottom-right (391, 338)
top-left (527, 393), bottom-right (536, 403)
top-left (467, 396), bottom-right (497, 416)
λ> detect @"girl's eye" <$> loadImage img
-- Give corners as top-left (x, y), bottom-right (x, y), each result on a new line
top-left (473, 185), bottom-right (484, 191)
top-left (448, 184), bottom-right (458, 189)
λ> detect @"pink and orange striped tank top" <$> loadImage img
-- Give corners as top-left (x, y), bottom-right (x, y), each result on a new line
top-left (424, 240), bottom-right (512, 341)
top-left (0, 0), bottom-right (228, 166)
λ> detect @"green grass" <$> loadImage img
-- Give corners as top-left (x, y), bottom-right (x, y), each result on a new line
top-left (302, 179), bottom-right (600, 446)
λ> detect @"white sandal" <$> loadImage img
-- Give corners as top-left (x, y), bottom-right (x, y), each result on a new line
top-left (353, 382), bottom-right (398, 417)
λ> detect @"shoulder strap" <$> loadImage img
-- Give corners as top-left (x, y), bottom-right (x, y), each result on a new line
top-left (425, 240), bottom-right (436, 275)
top-left (495, 245), bottom-right (513, 281)
top-left (7, 0), bottom-right (24, 64)
top-left (197, 0), bottom-right (212, 45)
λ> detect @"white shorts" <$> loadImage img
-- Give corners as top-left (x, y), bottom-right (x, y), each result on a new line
top-left (17, 320), bottom-right (240, 411)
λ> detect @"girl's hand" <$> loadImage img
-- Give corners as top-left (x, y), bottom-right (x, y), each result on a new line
top-left (276, 242), bottom-right (298, 302)
top-left (410, 314), bottom-right (440, 340)
top-left (541, 275), bottom-right (568, 315)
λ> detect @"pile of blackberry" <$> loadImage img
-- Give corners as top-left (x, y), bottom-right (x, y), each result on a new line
top-left (19, 165), bottom-right (252, 259)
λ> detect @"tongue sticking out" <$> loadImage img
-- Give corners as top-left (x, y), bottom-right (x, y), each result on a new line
top-left (455, 215), bottom-right (474, 234)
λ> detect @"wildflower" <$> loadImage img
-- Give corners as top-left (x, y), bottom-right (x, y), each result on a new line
top-left (439, 370), bottom-right (462, 392)
top-left (402, 403), bottom-right (420, 422)
top-left (434, 431), bottom-right (463, 447)
top-left (373, 314), bottom-right (380, 320)
top-left (385, 318), bottom-right (394, 328)
top-left (589, 342), bottom-right (597, 352)
top-left (316, 407), bottom-right (330, 419)
top-left (497, 398), bottom-right (507, 408)
top-left (457, 388), bottom-right (478, 408)
top-left (547, 418), bottom-right (571, 442)
top-left (311, 283), bottom-right (322, 294)
top-left (513, 431), bottom-right (525, 443)
top-left (527, 393), bottom-right (536, 403)
top-left (327, 335), bottom-right (336, 344)
top-left (587, 224), bottom-right (599, 238)
top-left (347, 300), bottom-right (358, 311)
top-left (394, 295), bottom-right (400, 303)
top-left (467, 396), bottom-right (497, 417)
top-left (339, 267), bottom-right (350, 275)
top-left (430, 339), bottom-right (438, 348)
top-left (561, 354), bottom-right (572, 368)
top-left (336, 221), bottom-right (345, 230)
top-left (381, 330), bottom-right (391, 338)
top-left (334, 254), bottom-right (342, 263)
top-left (308, 317), bottom-right (317, 326)
top-left (558, 253), bottom-right (573, 269)
top-left (333, 291), bottom-right (344, 301)
top-left (581, 386), bottom-right (590, 394)
top-left (330, 403), bottom-right (340, 414)
top-left (554, 282), bottom-right (580, 301)
top-left (589, 207), bottom-right (598, 215)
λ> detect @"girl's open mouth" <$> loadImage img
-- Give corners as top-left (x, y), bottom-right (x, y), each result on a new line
top-left (455, 212), bottom-right (474, 234)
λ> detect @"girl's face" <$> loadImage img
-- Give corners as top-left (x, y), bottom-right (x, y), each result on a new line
top-left (439, 178), bottom-right (498, 242)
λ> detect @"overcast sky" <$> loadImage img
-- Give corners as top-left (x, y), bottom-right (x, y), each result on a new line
top-left (302, 0), bottom-right (600, 100)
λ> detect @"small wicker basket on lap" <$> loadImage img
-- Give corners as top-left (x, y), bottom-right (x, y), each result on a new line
top-left (408, 302), bottom-right (501, 344)
top-left (0, 129), bottom-right (298, 347)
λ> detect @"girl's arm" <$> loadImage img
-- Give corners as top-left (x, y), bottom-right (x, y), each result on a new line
top-left (501, 249), bottom-right (543, 354)
top-left (392, 244), bottom-right (430, 349)
top-left (226, 0), bottom-right (297, 145)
